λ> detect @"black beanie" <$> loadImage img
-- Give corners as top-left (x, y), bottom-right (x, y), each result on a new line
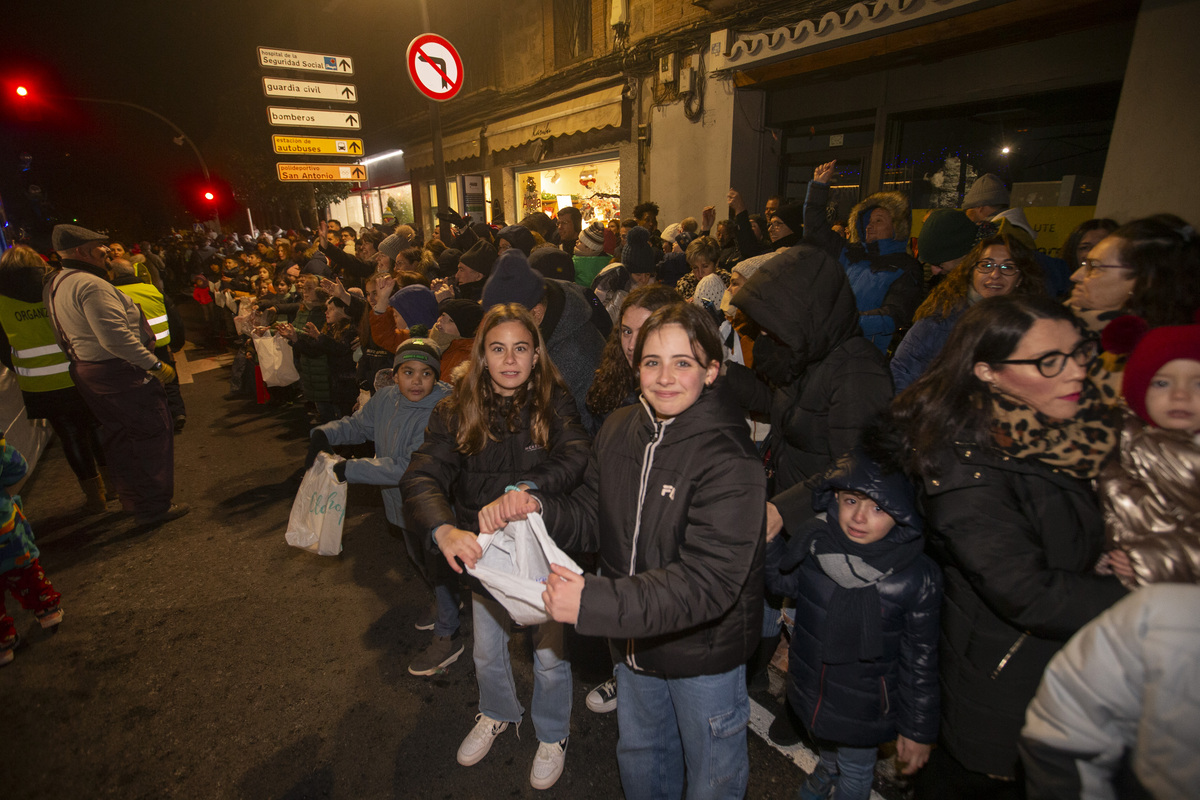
top-left (622, 226), bottom-right (656, 274)
top-left (529, 248), bottom-right (576, 283)
top-left (436, 247), bottom-right (463, 279)
top-left (438, 298), bottom-right (484, 337)
top-left (774, 203), bottom-right (804, 235)
top-left (481, 250), bottom-right (547, 310)
top-left (459, 240), bottom-right (498, 279)
top-left (497, 225), bottom-right (537, 256)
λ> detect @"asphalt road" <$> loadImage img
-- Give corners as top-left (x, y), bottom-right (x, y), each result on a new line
top-left (4, 341), bottom-right (815, 800)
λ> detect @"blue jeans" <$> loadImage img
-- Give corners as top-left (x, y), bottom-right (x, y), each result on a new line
top-left (615, 663), bottom-right (750, 800)
top-left (814, 743), bottom-right (878, 800)
top-left (471, 591), bottom-right (571, 743)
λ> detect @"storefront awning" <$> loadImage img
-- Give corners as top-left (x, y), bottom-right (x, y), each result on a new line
top-left (485, 84), bottom-right (625, 153)
top-left (404, 129), bottom-right (482, 171)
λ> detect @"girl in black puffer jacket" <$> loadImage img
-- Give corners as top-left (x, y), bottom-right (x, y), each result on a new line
top-left (766, 447), bottom-right (941, 800)
top-left (400, 304), bottom-right (589, 790)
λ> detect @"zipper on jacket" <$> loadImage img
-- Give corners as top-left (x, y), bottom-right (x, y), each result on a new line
top-left (991, 632), bottom-right (1029, 679)
top-left (811, 665), bottom-right (828, 730)
top-left (625, 405), bottom-right (668, 672)
top-left (880, 677), bottom-right (890, 717)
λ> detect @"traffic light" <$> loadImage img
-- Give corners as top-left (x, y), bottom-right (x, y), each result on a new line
top-left (15, 86), bottom-right (28, 97)
top-left (203, 190), bottom-right (215, 202)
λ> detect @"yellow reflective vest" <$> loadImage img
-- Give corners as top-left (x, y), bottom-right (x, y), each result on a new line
top-left (116, 282), bottom-right (170, 347)
top-left (0, 295), bottom-right (74, 392)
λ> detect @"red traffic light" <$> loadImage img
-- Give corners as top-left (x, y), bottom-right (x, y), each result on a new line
top-left (203, 190), bottom-right (215, 201)
top-left (15, 86), bottom-right (28, 97)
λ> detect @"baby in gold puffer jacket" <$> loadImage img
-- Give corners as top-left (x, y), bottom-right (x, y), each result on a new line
top-left (1098, 316), bottom-right (1200, 588)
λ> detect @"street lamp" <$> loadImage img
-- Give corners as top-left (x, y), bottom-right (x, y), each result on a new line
top-left (16, 85), bottom-right (221, 231)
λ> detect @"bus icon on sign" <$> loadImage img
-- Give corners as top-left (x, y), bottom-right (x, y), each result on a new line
top-left (324, 56), bottom-right (337, 70)
top-left (336, 141), bottom-right (348, 152)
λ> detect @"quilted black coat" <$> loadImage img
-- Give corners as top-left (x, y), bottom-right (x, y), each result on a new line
top-left (920, 444), bottom-right (1127, 778)
top-left (538, 383), bottom-right (766, 679)
top-left (766, 450), bottom-right (941, 748)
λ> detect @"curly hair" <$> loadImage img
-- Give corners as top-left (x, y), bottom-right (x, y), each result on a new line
top-left (586, 285), bottom-right (681, 418)
top-left (444, 304), bottom-right (567, 456)
top-left (914, 232), bottom-right (1045, 322)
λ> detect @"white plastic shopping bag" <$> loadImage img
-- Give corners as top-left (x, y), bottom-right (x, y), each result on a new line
top-left (285, 452), bottom-right (347, 555)
top-left (252, 330), bottom-right (300, 386)
top-left (467, 512), bottom-right (583, 626)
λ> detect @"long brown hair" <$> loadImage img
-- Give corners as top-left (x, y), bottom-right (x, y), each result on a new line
top-left (891, 295), bottom-right (1083, 476)
top-left (586, 285), bottom-right (681, 418)
top-left (914, 232), bottom-right (1045, 322)
top-left (445, 303), bottom-right (567, 456)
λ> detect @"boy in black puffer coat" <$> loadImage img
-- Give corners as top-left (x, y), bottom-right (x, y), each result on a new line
top-left (765, 447), bottom-right (941, 800)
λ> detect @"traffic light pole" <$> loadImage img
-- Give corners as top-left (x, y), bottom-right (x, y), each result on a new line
top-left (69, 96), bottom-right (220, 232)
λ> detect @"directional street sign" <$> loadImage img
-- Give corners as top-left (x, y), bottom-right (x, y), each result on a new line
top-left (258, 47), bottom-right (353, 75)
top-left (262, 77), bottom-right (357, 103)
top-left (406, 34), bottom-right (464, 102)
top-left (272, 134), bottom-right (363, 156)
top-left (277, 163), bottom-right (368, 182)
top-left (267, 107), bottom-right (361, 130)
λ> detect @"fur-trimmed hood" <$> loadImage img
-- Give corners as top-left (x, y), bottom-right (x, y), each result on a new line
top-left (848, 191), bottom-right (911, 245)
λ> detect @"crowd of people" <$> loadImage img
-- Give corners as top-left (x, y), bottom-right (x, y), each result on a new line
top-left (1, 165), bottom-right (1197, 798)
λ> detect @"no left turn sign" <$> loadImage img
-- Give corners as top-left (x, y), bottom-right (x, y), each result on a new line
top-left (406, 34), bottom-right (463, 102)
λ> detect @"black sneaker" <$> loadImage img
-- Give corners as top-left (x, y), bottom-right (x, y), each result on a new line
top-left (173, 415), bottom-right (187, 433)
top-left (408, 632), bottom-right (464, 676)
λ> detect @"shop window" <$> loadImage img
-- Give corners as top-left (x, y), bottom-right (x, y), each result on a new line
top-left (780, 117), bottom-right (874, 224)
top-left (517, 155), bottom-right (620, 224)
top-left (554, 0), bottom-right (592, 68)
top-left (427, 182), bottom-right (460, 221)
top-left (379, 184), bottom-right (414, 226)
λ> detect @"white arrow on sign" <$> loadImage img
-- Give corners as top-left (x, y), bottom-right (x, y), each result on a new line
top-left (257, 47), bottom-right (354, 75)
top-left (267, 107), bottom-right (361, 130)
top-left (262, 77), bottom-right (357, 103)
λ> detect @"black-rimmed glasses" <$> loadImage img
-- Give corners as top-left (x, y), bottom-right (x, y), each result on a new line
top-left (1079, 258), bottom-right (1129, 278)
top-left (994, 338), bottom-right (1099, 378)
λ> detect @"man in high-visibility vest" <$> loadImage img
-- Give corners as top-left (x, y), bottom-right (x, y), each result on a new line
top-left (111, 258), bottom-right (187, 432)
top-left (0, 244), bottom-right (109, 512)
top-left (43, 224), bottom-right (188, 528)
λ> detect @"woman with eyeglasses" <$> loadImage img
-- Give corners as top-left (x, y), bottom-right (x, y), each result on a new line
top-left (883, 295), bottom-right (1128, 798)
top-left (1069, 214), bottom-right (1200, 333)
top-left (891, 232), bottom-right (1045, 391)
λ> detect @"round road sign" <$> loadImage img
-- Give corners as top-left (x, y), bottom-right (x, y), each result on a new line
top-left (406, 34), bottom-right (463, 102)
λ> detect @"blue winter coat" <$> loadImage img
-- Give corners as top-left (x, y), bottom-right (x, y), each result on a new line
top-left (888, 307), bottom-right (964, 392)
top-left (804, 182), bottom-right (926, 353)
top-left (765, 449), bottom-right (942, 748)
top-left (315, 381), bottom-right (452, 527)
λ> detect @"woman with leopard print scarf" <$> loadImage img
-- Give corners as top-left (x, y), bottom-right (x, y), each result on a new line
top-left (886, 296), bottom-right (1129, 798)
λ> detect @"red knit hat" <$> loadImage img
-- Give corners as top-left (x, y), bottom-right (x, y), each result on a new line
top-left (1107, 314), bottom-right (1200, 425)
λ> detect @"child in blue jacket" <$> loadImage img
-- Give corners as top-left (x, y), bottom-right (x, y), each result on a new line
top-left (307, 337), bottom-right (455, 676)
top-left (1, 436), bottom-right (64, 665)
top-left (765, 447), bottom-right (941, 800)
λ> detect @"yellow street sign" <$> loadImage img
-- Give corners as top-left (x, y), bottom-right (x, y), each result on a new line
top-left (276, 163), bottom-right (368, 182)
top-left (272, 134), bottom-right (363, 156)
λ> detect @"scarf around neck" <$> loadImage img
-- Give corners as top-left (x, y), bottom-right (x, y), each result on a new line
top-left (809, 517), bottom-right (924, 664)
top-left (988, 378), bottom-right (1122, 479)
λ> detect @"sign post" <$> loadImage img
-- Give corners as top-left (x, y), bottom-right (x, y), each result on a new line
top-left (406, 33), bottom-right (464, 243)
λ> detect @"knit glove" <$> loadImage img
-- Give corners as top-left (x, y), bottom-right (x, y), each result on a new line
top-left (148, 362), bottom-right (177, 384)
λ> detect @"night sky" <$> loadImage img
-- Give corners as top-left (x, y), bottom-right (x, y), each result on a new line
top-left (1, 0), bottom-right (448, 244)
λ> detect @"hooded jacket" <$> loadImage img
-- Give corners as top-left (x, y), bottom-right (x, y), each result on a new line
top-left (540, 279), bottom-right (606, 435)
top-left (727, 245), bottom-right (893, 494)
top-left (765, 449), bottom-right (941, 748)
top-left (804, 182), bottom-right (925, 353)
top-left (538, 383), bottom-right (765, 678)
top-left (315, 381), bottom-right (452, 528)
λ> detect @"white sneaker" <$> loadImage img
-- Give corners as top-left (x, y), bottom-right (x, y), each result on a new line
top-left (456, 713), bottom-right (509, 766)
top-left (585, 677), bottom-right (618, 713)
top-left (530, 738), bottom-right (568, 790)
